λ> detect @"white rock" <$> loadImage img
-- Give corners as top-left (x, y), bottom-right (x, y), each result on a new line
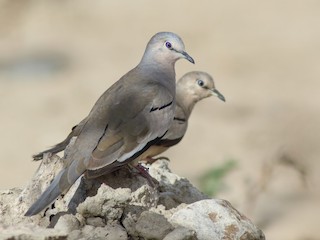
top-left (169, 199), bottom-right (265, 240)
top-left (54, 214), bottom-right (80, 232)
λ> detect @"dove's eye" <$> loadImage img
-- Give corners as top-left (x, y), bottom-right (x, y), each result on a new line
top-left (197, 79), bottom-right (204, 87)
top-left (165, 41), bottom-right (172, 49)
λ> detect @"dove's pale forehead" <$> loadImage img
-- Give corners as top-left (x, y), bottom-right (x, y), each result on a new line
top-left (195, 71), bottom-right (214, 82)
top-left (182, 71), bottom-right (214, 82)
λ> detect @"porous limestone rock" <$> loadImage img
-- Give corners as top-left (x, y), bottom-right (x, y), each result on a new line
top-left (0, 151), bottom-right (264, 240)
top-left (169, 199), bottom-right (265, 240)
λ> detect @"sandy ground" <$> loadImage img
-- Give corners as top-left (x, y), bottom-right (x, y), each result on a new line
top-left (0, 1), bottom-right (319, 239)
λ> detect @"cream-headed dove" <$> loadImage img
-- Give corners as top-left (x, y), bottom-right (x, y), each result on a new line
top-left (25, 32), bottom-right (194, 216)
top-left (139, 71), bottom-right (225, 163)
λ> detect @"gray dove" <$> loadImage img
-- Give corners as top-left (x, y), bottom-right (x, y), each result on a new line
top-left (33, 71), bottom-right (224, 163)
top-left (25, 32), bottom-right (194, 216)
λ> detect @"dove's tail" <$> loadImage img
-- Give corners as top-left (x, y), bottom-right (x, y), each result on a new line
top-left (32, 121), bottom-right (87, 161)
top-left (32, 140), bottom-right (69, 161)
top-left (32, 131), bottom-right (76, 161)
top-left (25, 160), bottom-right (83, 216)
top-left (25, 171), bottom-right (64, 216)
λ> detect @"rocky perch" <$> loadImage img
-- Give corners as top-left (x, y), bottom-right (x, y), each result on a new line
top-left (0, 151), bottom-right (265, 240)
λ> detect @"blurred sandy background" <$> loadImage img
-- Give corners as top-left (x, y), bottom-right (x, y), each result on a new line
top-left (0, 1), bottom-right (319, 239)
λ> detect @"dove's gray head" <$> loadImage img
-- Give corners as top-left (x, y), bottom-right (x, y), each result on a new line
top-left (177, 71), bottom-right (225, 102)
top-left (141, 32), bottom-right (194, 65)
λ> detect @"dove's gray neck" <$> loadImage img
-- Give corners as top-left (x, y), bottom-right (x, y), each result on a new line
top-left (140, 53), bottom-right (176, 72)
top-left (138, 56), bottom-right (176, 96)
